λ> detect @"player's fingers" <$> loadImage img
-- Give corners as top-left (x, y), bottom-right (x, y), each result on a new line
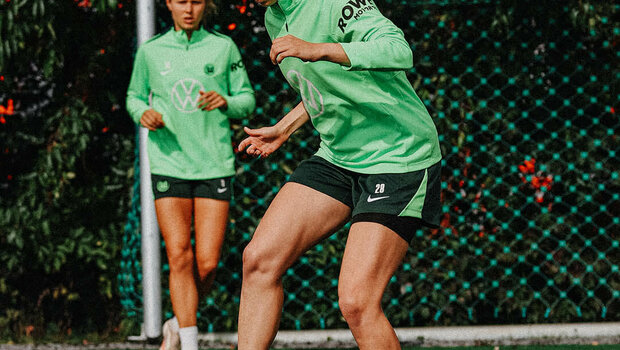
top-left (246, 126), bottom-right (276, 138)
top-left (276, 49), bottom-right (293, 64)
top-left (141, 114), bottom-right (154, 125)
top-left (206, 94), bottom-right (225, 108)
top-left (238, 137), bottom-right (256, 151)
top-left (245, 144), bottom-right (258, 155)
top-left (270, 43), bottom-right (285, 64)
top-left (270, 49), bottom-right (278, 65)
top-left (141, 119), bottom-right (156, 131)
top-left (145, 111), bottom-right (162, 122)
top-left (237, 140), bottom-right (248, 152)
top-left (243, 126), bottom-right (267, 137)
top-left (204, 95), bottom-right (221, 109)
top-left (150, 116), bottom-right (165, 129)
top-left (206, 99), bottom-right (225, 111)
top-left (201, 92), bottom-right (217, 103)
top-left (199, 91), bottom-right (215, 104)
top-left (200, 94), bottom-right (220, 110)
top-left (198, 96), bottom-right (212, 109)
top-left (151, 115), bottom-right (164, 128)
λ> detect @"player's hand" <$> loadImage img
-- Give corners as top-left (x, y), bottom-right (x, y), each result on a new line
top-left (238, 126), bottom-right (288, 158)
top-left (270, 35), bottom-right (322, 65)
top-left (198, 90), bottom-right (228, 111)
top-left (140, 109), bottom-right (165, 131)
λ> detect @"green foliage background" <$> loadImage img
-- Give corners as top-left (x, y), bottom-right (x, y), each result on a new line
top-left (0, 0), bottom-right (618, 342)
top-left (0, 0), bottom-right (137, 341)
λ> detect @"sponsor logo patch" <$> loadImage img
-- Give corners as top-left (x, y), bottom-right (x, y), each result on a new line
top-left (160, 61), bottom-right (172, 75)
top-left (171, 78), bottom-right (205, 113)
top-left (230, 59), bottom-right (245, 72)
top-left (367, 195), bottom-right (390, 203)
top-left (157, 181), bottom-right (170, 192)
top-left (337, 0), bottom-right (378, 33)
top-left (204, 63), bottom-right (215, 76)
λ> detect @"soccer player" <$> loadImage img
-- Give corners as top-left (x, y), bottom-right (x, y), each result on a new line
top-left (236, 0), bottom-right (442, 349)
top-left (125, 0), bottom-right (255, 349)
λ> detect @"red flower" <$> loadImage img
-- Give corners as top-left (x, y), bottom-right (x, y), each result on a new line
top-left (0, 99), bottom-right (14, 115)
top-left (75, 0), bottom-right (91, 8)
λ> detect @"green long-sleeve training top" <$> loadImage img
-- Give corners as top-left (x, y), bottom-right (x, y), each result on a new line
top-left (266, 0), bottom-right (441, 174)
top-left (126, 27), bottom-right (255, 180)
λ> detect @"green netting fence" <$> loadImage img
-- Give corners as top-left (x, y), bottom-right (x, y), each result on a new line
top-left (118, 0), bottom-right (619, 332)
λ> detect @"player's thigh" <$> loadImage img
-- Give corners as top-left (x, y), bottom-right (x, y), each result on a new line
top-left (154, 197), bottom-right (194, 252)
top-left (338, 222), bottom-right (409, 302)
top-left (194, 197), bottom-right (229, 262)
top-left (245, 182), bottom-right (351, 273)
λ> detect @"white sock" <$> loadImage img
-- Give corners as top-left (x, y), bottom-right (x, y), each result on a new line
top-left (169, 316), bottom-right (180, 331)
top-left (178, 326), bottom-right (198, 350)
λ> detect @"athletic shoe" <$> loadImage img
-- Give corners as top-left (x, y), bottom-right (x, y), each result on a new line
top-left (160, 318), bottom-right (181, 350)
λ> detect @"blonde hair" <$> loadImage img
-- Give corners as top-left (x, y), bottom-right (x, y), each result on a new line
top-left (205, 0), bottom-right (217, 17)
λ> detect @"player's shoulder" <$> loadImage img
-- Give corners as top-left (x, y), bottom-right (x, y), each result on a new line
top-left (135, 31), bottom-right (171, 55)
top-left (203, 30), bottom-right (242, 52)
top-left (141, 32), bottom-right (166, 47)
top-left (208, 29), bottom-right (235, 44)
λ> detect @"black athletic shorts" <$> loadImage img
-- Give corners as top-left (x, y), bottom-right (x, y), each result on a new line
top-left (288, 156), bottom-right (441, 243)
top-left (151, 174), bottom-right (232, 201)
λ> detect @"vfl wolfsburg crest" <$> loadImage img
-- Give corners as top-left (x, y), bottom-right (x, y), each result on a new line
top-left (204, 63), bottom-right (215, 76)
top-left (171, 78), bottom-right (205, 113)
top-left (156, 180), bottom-right (170, 192)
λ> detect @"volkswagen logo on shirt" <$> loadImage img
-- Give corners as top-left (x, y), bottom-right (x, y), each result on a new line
top-left (286, 70), bottom-right (324, 118)
top-left (171, 78), bottom-right (205, 113)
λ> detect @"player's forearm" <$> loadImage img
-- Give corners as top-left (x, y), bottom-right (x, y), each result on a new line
top-left (317, 43), bottom-right (351, 66)
top-left (276, 102), bottom-right (310, 137)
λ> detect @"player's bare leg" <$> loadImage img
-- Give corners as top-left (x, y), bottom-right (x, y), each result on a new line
top-left (338, 222), bottom-right (409, 350)
top-left (156, 197), bottom-right (198, 328)
top-left (194, 198), bottom-right (229, 297)
top-left (237, 183), bottom-right (351, 350)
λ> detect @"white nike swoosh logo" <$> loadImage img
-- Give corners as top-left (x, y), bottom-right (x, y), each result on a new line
top-left (217, 187), bottom-right (228, 193)
top-left (367, 195), bottom-right (390, 203)
top-left (160, 70), bottom-right (172, 76)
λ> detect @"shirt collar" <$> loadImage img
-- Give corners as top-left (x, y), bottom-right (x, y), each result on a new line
top-left (169, 26), bottom-right (208, 45)
top-left (275, 0), bottom-right (299, 15)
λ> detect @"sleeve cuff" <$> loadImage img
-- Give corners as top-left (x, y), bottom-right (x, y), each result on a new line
top-left (222, 93), bottom-right (255, 119)
top-left (339, 42), bottom-right (363, 71)
top-left (127, 103), bottom-right (150, 125)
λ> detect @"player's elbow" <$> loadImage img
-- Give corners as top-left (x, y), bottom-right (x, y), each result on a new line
top-left (394, 40), bottom-right (413, 70)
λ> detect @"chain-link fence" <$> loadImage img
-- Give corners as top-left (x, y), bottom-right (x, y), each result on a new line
top-left (119, 0), bottom-right (619, 332)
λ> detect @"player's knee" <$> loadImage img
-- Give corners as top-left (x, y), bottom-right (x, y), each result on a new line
top-left (338, 298), bottom-right (365, 326)
top-left (196, 258), bottom-right (218, 280)
top-left (241, 244), bottom-right (262, 274)
top-left (242, 244), bottom-right (278, 282)
top-left (167, 246), bottom-right (194, 273)
top-left (338, 289), bottom-right (371, 326)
